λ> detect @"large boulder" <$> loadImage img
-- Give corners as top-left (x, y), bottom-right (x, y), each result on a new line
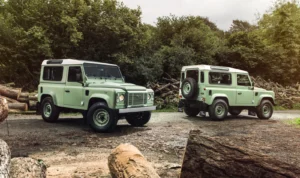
top-left (0, 98), bottom-right (8, 123)
top-left (108, 143), bottom-right (160, 178)
top-left (0, 139), bottom-right (10, 178)
top-left (10, 157), bottom-right (46, 178)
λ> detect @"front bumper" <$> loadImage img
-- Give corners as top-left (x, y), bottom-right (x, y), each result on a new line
top-left (118, 106), bottom-right (156, 114)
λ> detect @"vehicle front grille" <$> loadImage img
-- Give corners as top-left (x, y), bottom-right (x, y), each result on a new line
top-left (128, 93), bottom-right (147, 107)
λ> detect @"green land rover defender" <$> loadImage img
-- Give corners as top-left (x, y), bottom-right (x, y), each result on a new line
top-left (179, 65), bottom-right (275, 120)
top-left (37, 59), bottom-right (156, 132)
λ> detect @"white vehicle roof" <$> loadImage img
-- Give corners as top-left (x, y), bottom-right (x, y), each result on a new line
top-left (42, 59), bottom-right (118, 67)
top-left (181, 65), bottom-right (248, 74)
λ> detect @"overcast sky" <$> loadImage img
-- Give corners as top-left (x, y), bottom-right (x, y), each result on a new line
top-left (120, 0), bottom-right (275, 30)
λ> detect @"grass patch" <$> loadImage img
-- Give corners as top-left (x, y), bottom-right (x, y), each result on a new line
top-left (274, 105), bottom-right (287, 111)
top-left (153, 106), bottom-right (178, 113)
top-left (285, 118), bottom-right (300, 127)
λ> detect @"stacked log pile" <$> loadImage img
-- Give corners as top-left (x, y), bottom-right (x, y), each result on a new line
top-left (0, 84), bottom-right (38, 112)
top-left (148, 76), bottom-right (300, 109)
top-left (147, 77), bottom-right (180, 109)
top-left (252, 77), bottom-right (300, 109)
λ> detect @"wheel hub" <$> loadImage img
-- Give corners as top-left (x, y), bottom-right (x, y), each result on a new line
top-left (93, 109), bottom-right (110, 126)
top-left (183, 83), bottom-right (191, 94)
top-left (43, 103), bottom-right (52, 117)
top-left (263, 105), bottom-right (270, 116)
top-left (215, 105), bottom-right (225, 116)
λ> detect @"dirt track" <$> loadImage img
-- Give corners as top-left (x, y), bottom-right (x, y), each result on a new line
top-left (1, 111), bottom-right (300, 177)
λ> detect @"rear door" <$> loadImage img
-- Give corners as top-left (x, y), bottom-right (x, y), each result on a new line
top-left (236, 74), bottom-right (254, 105)
top-left (63, 66), bottom-right (84, 109)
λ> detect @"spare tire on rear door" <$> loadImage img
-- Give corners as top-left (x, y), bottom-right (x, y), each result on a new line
top-left (181, 78), bottom-right (198, 99)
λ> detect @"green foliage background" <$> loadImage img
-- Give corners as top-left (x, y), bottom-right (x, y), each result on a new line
top-left (0, 0), bottom-right (300, 89)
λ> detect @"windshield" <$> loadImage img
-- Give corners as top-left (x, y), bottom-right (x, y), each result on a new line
top-left (83, 63), bottom-right (123, 79)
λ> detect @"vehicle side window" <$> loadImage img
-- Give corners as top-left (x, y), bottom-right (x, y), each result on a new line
top-left (237, 74), bottom-right (251, 86)
top-left (181, 72), bottom-right (185, 81)
top-left (68, 66), bottom-right (82, 82)
top-left (43, 67), bottom-right (63, 81)
top-left (209, 72), bottom-right (231, 85)
top-left (201, 71), bottom-right (204, 83)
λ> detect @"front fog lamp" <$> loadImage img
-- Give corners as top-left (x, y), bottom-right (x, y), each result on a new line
top-left (119, 94), bottom-right (125, 102)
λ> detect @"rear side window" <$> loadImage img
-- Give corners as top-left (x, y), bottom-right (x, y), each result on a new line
top-left (209, 72), bottom-right (231, 85)
top-left (201, 71), bottom-right (204, 83)
top-left (237, 74), bottom-right (251, 86)
top-left (43, 67), bottom-right (63, 81)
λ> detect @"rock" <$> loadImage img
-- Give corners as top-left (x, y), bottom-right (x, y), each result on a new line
top-left (108, 143), bottom-right (160, 178)
top-left (0, 139), bottom-right (10, 178)
top-left (0, 98), bottom-right (8, 123)
top-left (10, 157), bottom-right (46, 178)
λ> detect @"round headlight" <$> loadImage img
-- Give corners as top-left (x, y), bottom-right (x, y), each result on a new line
top-left (148, 93), bottom-right (151, 100)
top-left (119, 94), bottom-right (125, 102)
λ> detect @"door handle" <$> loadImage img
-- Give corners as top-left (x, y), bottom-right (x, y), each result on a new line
top-left (65, 90), bottom-right (70, 93)
top-left (238, 92), bottom-right (242, 95)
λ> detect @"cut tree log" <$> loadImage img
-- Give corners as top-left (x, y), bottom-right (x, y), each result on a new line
top-left (108, 143), bottom-right (160, 178)
top-left (28, 95), bottom-right (38, 101)
top-left (155, 83), bottom-right (171, 93)
top-left (10, 157), bottom-right (46, 178)
top-left (8, 103), bottom-right (28, 111)
top-left (17, 97), bottom-right (29, 103)
top-left (18, 92), bottom-right (29, 98)
top-left (0, 85), bottom-right (21, 100)
top-left (0, 139), bottom-right (10, 178)
top-left (180, 130), bottom-right (300, 178)
top-left (0, 96), bottom-right (18, 104)
top-left (0, 98), bottom-right (9, 123)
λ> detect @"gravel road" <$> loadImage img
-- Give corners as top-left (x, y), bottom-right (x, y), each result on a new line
top-left (0, 111), bottom-right (300, 177)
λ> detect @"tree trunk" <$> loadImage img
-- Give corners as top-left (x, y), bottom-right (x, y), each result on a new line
top-left (0, 85), bottom-right (21, 100)
top-left (180, 130), bottom-right (300, 178)
top-left (108, 143), bottom-right (160, 178)
top-left (0, 98), bottom-right (9, 123)
top-left (0, 139), bottom-right (10, 178)
top-left (8, 103), bottom-right (28, 111)
top-left (10, 157), bottom-right (46, 178)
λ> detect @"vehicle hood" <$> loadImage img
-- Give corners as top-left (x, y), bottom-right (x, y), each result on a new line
top-left (254, 87), bottom-right (267, 91)
top-left (87, 81), bottom-right (147, 91)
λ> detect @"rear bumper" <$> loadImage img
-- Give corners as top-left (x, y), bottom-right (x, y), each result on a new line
top-left (118, 106), bottom-right (156, 114)
top-left (180, 99), bottom-right (208, 111)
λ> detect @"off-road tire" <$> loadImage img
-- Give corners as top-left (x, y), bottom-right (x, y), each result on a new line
top-left (229, 108), bottom-right (242, 116)
top-left (209, 99), bottom-right (228, 120)
top-left (184, 106), bottom-right (200, 117)
top-left (181, 78), bottom-right (198, 99)
top-left (125, 111), bottom-right (151, 127)
top-left (41, 97), bottom-right (60, 122)
top-left (87, 102), bottom-right (117, 132)
top-left (256, 100), bottom-right (273, 120)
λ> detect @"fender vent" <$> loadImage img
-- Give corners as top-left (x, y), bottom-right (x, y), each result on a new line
top-left (85, 90), bottom-right (89, 96)
top-left (209, 90), bottom-right (212, 96)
